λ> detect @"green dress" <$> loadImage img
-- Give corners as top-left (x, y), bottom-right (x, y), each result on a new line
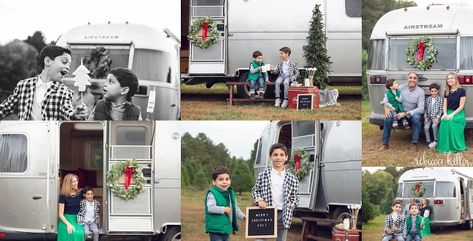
top-left (437, 109), bottom-right (468, 153)
top-left (57, 214), bottom-right (85, 241)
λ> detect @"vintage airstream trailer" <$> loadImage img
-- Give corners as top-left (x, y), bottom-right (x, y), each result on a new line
top-left (181, 0), bottom-right (362, 97)
top-left (368, 4), bottom-right (473, 128)
top-left (253, 121), bottom-right (362, 221)
top-left (0, 121), bottom-right (181, 240)
top-left (56, 23), bottom-right (181, 120)
top-left (396, 168), bottom-right (473, 229)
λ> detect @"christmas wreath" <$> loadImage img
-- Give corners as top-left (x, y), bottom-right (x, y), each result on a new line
top-left (288, 149), bottom-right (310, 180)
top-left (106, 159), bottom-right (145, 201)
top-left (405, 36), bottom-right (438, 70)
top-left (411, 182), bottom-right (426, 197)
top-left (84, 46), bottom-right (112, 79)
top-left (188, 17), bottom-right (220, 49)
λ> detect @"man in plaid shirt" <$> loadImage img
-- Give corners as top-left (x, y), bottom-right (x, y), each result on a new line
top-left (0, 45), bottom-right (88, 120)
top-left (252, 143), bottom-right (299, 241)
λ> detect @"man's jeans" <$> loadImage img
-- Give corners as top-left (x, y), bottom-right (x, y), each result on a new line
top-left (383, 113), bottom-right (421, 144)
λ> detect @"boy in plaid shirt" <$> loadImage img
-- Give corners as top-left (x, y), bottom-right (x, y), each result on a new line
top-left (424, 83), bottom-right (442, 149)
top-left (0, 45), bottom-right (88, 120)
top-left (77, 187), bottom-right (100, 241)
top-left (252, 143), bottom-right (299, 241)
top-left (382, 200), bottom-right (405, 241)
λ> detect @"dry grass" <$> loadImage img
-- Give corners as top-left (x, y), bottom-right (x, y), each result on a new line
top-left (363, 215), bottom-right (473, 241)
top-left (181, 187), bottom-right (326, 241)
top-left (181, 84), bottom-right (361, 120)
top-left (362, 100), bottom-right (473, 166)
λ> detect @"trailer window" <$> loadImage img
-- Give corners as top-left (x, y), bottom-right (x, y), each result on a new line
top-left (133, 49), bottom-right (172, 83)
top-left (460, 37), bottom-right (473, 69)
top-left (435, 182), bottom-right (456, 197)
top-left (368, 39), bottom-right (385, 70)
top-left (345, 0), bottom-right (361, 17)
top-left (0, 134), bottom-right (27, 173)
top-left (68, 46), bottom-right (130, 78)
top-left (116, 126), bottom-right (146, 145)
top-left (403, 181), bottom-right (434, 198)
top-left (388, 37), bottom-right (456, 71)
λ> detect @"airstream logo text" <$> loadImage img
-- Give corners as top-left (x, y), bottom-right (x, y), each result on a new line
top-left (404, 24), bottom-right (443, 30)
top-left (84, 35), bottom-right (119, 39)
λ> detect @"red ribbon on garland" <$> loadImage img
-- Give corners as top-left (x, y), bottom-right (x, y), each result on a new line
top-left (294, 152), bottom-right (301, 171)
top-left (415, 183), bottom-right (421, 193)
top-left (201, 22), bottom-right (208, 40)
top-left (124, 165), bottom-right (135, 190)
top-left (417, 42), bottom-right (426, 61)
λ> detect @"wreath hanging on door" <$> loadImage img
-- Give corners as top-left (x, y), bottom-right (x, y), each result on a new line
top-left (84, 46), bottom-right (112, 79)
top-left (188, 17), bottom-right (220, 49)
top-left (106, 159), bottom-right (145, 201)
top-left (288, 148), bottom-right (310, 180)
top-left (405, 36), bottom-right (438, 70)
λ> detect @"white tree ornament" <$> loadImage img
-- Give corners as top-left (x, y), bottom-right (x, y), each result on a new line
top-left (73, 58), bottom-right (91, 92)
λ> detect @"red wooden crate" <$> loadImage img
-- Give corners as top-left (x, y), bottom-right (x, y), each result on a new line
top-left (287, 87), bottom-right (320, 109)
top-left (332, 228), bottom-right (360, 241)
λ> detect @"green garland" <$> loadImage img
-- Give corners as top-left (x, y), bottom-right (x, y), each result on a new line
top-left (84, 46), bottom-right (112, 79)
top-left (411, 182), bottom-right (426, 198)
top-left (288, 149), bottom-right (310, 180)
top-left (106, 159), bottom-right (145, 201)
top-left (188, 17), bottom-right (220, 49)
top-left (405, 36), bottom-right (438, 70)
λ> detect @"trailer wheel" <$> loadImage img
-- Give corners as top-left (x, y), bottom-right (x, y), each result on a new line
top-left (331, 207), bottom-right (352, 223)
top-left (465, 220), bottom-right (473, 230)
top-left (236, 71), bottom-right (250, 98)
top-left (160, 226), bottom-right (181, 241)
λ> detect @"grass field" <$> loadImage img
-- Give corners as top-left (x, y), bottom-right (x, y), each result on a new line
top-left (363, 215), bottom-right (473, 241)
top-left (181, 83), bottom-right (361, 120)
top-left (362, 100), bottom-right (473, 166)
top-left (181, 187), bottom-right (332, 241)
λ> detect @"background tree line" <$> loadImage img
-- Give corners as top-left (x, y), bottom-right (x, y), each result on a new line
top-left (181, 132), bottom-right (256, 193)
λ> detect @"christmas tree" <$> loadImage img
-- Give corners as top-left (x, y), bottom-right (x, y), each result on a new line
top-left (303, 4), bottom-right (332, 89)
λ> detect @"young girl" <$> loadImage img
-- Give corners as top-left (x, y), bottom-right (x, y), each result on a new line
top-left (57, 173), bottom-right (85, 241)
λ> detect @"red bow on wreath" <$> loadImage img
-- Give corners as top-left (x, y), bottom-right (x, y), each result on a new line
top-left (294, 152), bottom-right (301, 171)
top-left (415, 183), bottom-right (421, 193)
top-left (201, 22), bottom-right (208, 40)
top-left (417, 42), bottom-right (426, 61)
top-left (125, 165), bottom-right (135, 190)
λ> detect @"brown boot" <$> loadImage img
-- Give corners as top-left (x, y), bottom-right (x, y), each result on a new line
top-left (410, 143), bottom-right (418, 152)
top-left (378, 144), bottom-right (389, 151)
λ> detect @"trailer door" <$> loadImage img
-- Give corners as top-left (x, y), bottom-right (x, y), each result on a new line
top-left (106, 121), bottom-right (155, 233)
top-left (188, 0), bottom-right (227, 74)
top-left (291, 121), bottom-right (320, 210)
top-left (0, 122), bottom-right (57, 234)
top-left (467, 179), bottom-right (473, 221)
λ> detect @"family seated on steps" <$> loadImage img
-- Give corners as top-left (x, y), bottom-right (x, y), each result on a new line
top-left (0, 45), bottom-right (142, 121)
top-left (378, 72), bottom-right (468, 154)
top-left (247, 47), bottom-right (300, 108)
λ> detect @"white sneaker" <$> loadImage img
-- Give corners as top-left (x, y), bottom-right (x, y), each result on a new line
top-left (428, 141), bottom-right (437, 149)
top-left (249, 90), bottom-right (255, 97)
top-left (281, 99), bottom-right (288, 108)
top-left (274, 98), bottom-right (281, 107)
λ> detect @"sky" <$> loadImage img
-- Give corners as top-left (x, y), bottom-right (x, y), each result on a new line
top-left (179, 121), bottom-right (270, 160)
top-left (0, 0), bottom-right (180, 45)
top-left (414, 0), bottom-right (472, 6)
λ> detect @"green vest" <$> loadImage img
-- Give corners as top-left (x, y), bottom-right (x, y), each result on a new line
top-left (248, 60), bottom-right (263, 81)
top-left (204, 186), bottom-right (238, 234)
top-left (386, 89), bottom-right (404, 112)
top-left (405, 215), bottom-right (423, 237)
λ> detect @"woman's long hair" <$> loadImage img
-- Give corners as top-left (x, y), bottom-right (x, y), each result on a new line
top-left (444, 73), bottom-right (461, 97)
top-left (60, 173), bottom-right (78, 197)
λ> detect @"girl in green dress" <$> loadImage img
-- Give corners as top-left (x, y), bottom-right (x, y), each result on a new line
top-left (57, 173), bottom-right (85, 241)
top-left (437, 73), bottom-right (468, 153)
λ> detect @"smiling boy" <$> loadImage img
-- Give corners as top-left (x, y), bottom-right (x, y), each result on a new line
top-left (0, 45), bottom-right (88, 120)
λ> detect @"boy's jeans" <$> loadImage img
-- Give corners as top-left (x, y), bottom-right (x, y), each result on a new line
top-left (424, 118), bottom-right (438, 143)
top-left (249, 77), bottom-right (265, 91)
top-left (383, 113), bottom-right (421, 144)
top-left (209, 233), bottom-right (229, 241)
top-left (382, 234), bottom-right (405, 241)
top-left (83, 221), bottom-right (99, 241)
top-left (275, 76), bottom-right (292, 99)
top-left (406, 233), bottom-right (421, 241)
top-left (256, 210), bottom-right (288, 241)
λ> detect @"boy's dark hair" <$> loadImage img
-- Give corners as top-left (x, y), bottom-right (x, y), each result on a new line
top-left (269, 143), bottom-right (288, 156)
top-left (109, 67), bottom-right (139, 101)
top-left (82, 186), bottom-right (94, 195)
top-left (392, 200), bottom-right (402, 207)
top-left (429, 83), bottom-right (440, 91)
top-left (252, 51), bottom-right (263, 58)
top-left (39, 45), bottom-right (72, 69)
top-left (212, 166), bottom-right (231, 180)
top-left (386, 79), bottom-right (396, 89)
top-left (409, 203), bottom-right (418, 210)
top-left (279, 47), bottom-right (291, 56)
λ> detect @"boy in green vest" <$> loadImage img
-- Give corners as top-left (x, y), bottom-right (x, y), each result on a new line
top-left (248, 51), bottom-right (269, 98)
top-left (205, 166), bottom-right (245, 241)
top-left (403, 203), bottom-right (424, 241)
top-left (382, 79), bottom-right (409, 129)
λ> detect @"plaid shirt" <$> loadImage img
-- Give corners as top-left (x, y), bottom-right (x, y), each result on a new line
top-left (383, 213), bottom-right (404, 238)
top-left (251, 168), bottom-right (299, 228)
top-left (424, 95), bottom-right (442, 120)
top-left (0, 76), bottom-right (75, 120)
top-left (77, 199), bottom-right (100, 225)
top-left (271, 59), bottom-right (300, 81)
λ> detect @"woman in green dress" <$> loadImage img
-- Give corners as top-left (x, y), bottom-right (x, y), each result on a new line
top-left (437, 73), bottom-right (468, 153)
top-left (420, 198), bottom-right (432, 237)
top-left (57, 173), bottom-right (85, 241)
